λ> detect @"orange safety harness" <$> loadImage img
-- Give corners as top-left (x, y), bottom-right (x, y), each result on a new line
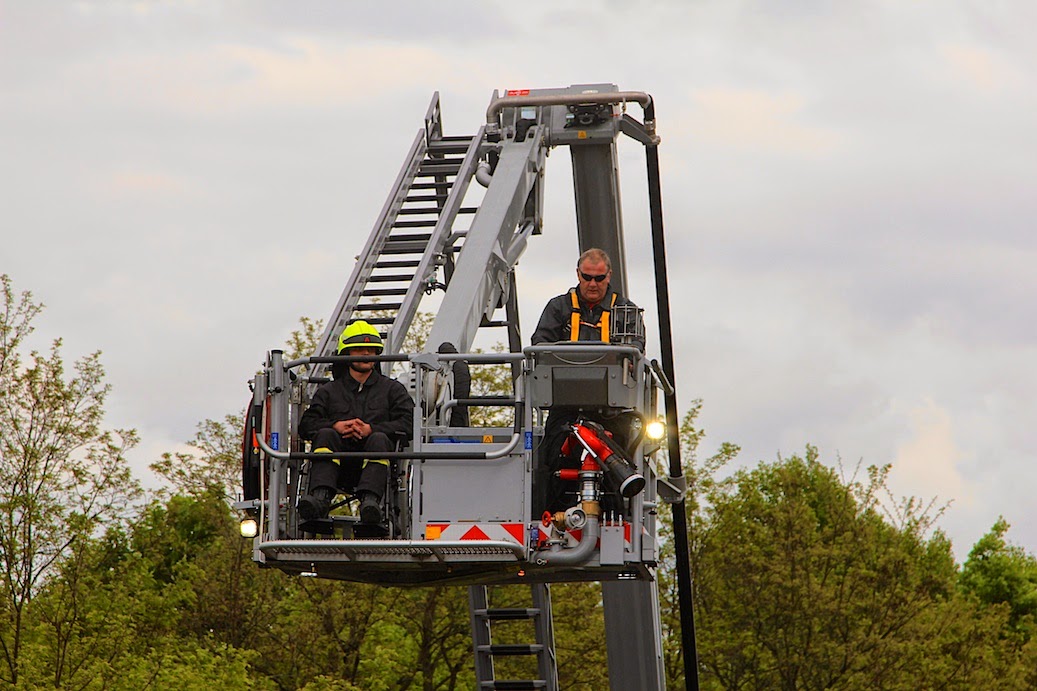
top-left (569, 289), bottom-right (618, 343)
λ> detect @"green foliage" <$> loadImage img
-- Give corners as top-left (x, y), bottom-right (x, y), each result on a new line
top-left (960, 517), bottom-right (1037, 637)
top-left (696, 449), bottom-right (956, 688)
top-left (150, 414), bottom-right (244, 501)
top-left (287, 316), bottom-right (326, 360)
top-left (658, 402), bottom-right (1037, 689)
top-left (10, 289), bottom-right (1037, 688)
top-left (467, 342), bottom-right (516, 428)
top-left (0, 274), bottom-right (142, 686)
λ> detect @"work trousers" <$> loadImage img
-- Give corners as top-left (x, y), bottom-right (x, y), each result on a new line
top-left (308, 428), bottom-right (391, 500)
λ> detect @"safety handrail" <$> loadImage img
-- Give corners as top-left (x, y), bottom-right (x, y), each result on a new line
top-left (523, 343), bottom-right (643, 358)
top-left (285, 351), bottom-right (526, 371)
top-left (253, 430), bottom-right (522, 462)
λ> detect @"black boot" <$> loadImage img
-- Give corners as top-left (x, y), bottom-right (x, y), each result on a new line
top-left (298, 486), bottom-right (336, 521)
top-left (358, 492), bottom-right (382, 525)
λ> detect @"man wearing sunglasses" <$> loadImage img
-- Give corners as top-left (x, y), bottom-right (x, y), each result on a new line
top-left (531, 248), bottom-right (644, 351)
top-left (531, 248), bottom-right (644, 515)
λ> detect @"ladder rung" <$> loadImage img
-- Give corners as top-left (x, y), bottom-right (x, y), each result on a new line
top-left (361, 288), bottom-right (408, 297)
top-left (387, 233), bottom-right (432, 242)
top-left (374, 259), bottom-right (420, 268)
top-left (396, 207), bottom-right (442, 216)
top-left (355, 317), bottom-right (394, 325)
top-left (475, 608), bottom-right (541, 621)
top-left (382, 240), bottom-right (428, 249)
top-left (478, 644), bottom-right (543, 656)
top-left (367, 274), bottom-right (415, 283)
top-left (411, 181), bottom-right (454, 190)
top-left (422, 156), bottom-right (464, 167)
top-left (428, 139), bottom-right (473, 155)
top-left (418, 163), bottom-right (460, 176)
top-left (481, 682), bottom-right (547, 690)
top-left (367, 275), bottom-right (415, 283)
top-left (392, 219), bottom-right (438, 228)
top-left (356, 302), bottom-right (401, 311)
top-left (380, 243), bottom-right (426, 255)
top-left (406, 194), bottom-right (449, 203)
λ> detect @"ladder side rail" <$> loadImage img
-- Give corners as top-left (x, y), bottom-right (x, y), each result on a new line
top-left (311, 127), bottom-right (428, 378)
top-left (424, 128), bottom-right (546, 355)
top-left (424, 91), bottom-right (443, 145)
top-left (531, 583), bottom-right (559, 691)
top-left (468, 585), bottom-right (496, 687)
top-left (386, 126), bottom-right (487, 355)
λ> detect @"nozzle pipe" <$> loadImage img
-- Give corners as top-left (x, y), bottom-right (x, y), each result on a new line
top-left (569, 422), bottom-right (646, 498)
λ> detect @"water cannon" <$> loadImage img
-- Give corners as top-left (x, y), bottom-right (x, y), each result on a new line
top-left (563, 419), bottom-right (646, 498)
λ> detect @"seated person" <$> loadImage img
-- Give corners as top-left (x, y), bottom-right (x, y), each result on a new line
top-left (297, 320), bottom-right (414, 527)
top-left (531, 248), bottom-right (644, 514)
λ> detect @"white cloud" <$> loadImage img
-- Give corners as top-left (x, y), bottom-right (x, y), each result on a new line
top-left (940, 43), bottom-right (1025, 94)
top-left (686, 88), bottom-right (843, 157)
top-left (889, 398), bottom-right (971, 506)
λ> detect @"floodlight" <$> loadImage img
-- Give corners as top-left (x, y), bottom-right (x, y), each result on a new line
top-left (645, 419), bottom-right (666, 441)
top-left (239, 518), bottom-right (259, 538)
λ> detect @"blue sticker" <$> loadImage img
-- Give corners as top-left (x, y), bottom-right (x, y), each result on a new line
top-left (270, 432), bottom-right (279, 451)
top-left (524, 431), bottom-right (533, 450)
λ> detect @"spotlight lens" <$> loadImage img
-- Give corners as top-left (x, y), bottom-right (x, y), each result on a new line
top-left (645, 420), bottom-right (666, 441)
top-left (239, 518), bottom-right (259, 538)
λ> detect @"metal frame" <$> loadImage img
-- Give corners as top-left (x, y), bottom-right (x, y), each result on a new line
top-left (239, 85), bottom-right (699, 689)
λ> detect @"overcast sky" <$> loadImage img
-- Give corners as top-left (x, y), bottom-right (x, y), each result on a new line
top-left (3, 1), bottom-right (1034, 560)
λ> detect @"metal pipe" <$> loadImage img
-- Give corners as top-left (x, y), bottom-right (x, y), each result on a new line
top-left (286, 351), bottom-right (527, 371)
top-left (523, 343), bottom-right (642, 358)
top-left (267, 351), bottom-right (287, 541)
top-left (475, 160), bottom-right (493, 187)
top-left (427, 352), bottom-right (525, 364)
top-left (486, 91), bottom-right (653, 125)
top-left (253, 432), bottom-right (522, 462)
top-left (442, 397), bottom-right (516, 413)
top-left (532, 516), bottom-right (600, 566)
top-left (647, 140), bottom-right (700, 690)
top-left (285, 353), bottom-right (410, 369)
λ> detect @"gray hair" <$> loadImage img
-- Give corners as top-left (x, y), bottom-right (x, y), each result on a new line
top-left (577, 248), bottom-right (612, 271)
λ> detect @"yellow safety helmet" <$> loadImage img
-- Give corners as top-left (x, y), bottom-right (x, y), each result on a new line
top-left (337, 320), bottom-right (384, 353)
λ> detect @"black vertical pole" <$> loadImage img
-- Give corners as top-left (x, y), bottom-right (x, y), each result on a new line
top-left (645, 108), bottom-right (700, 690)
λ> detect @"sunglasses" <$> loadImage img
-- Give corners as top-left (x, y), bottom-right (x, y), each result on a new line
top-left (579, 271), bottom-right (609, 283)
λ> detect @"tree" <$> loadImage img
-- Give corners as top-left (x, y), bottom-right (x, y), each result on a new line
top-left (960, 517), bottom-right (1037, 639)
top-left (151, 414), bottom-right (244, 501)
top-left (0, 274), bottom-right (142, 686)
top-left (656, 399), bottom-right (739, 688)
top-left (673, 431), bottom-right (1035, 688)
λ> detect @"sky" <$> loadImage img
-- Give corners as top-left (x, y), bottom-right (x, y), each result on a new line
top-left (2, 1), bottom-right (1034, 561)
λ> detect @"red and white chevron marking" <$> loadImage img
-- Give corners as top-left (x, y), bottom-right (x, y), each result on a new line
top-left (423, 522), bottom-right (525, 545)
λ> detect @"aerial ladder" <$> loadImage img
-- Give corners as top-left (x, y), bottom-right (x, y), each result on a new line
top-left (238, 84), bottom-right (698, 690)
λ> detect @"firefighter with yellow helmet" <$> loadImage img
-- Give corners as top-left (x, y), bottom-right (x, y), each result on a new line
top-left (297, 320), bottom-right (414, 529)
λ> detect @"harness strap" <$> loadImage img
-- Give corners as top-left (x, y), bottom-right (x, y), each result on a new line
top-left (569, 290), bottom-right (618, 342)
top-left (600, 293), bottom-right (617, 340)
top-left (569, 290), bottom-right (581, 342)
